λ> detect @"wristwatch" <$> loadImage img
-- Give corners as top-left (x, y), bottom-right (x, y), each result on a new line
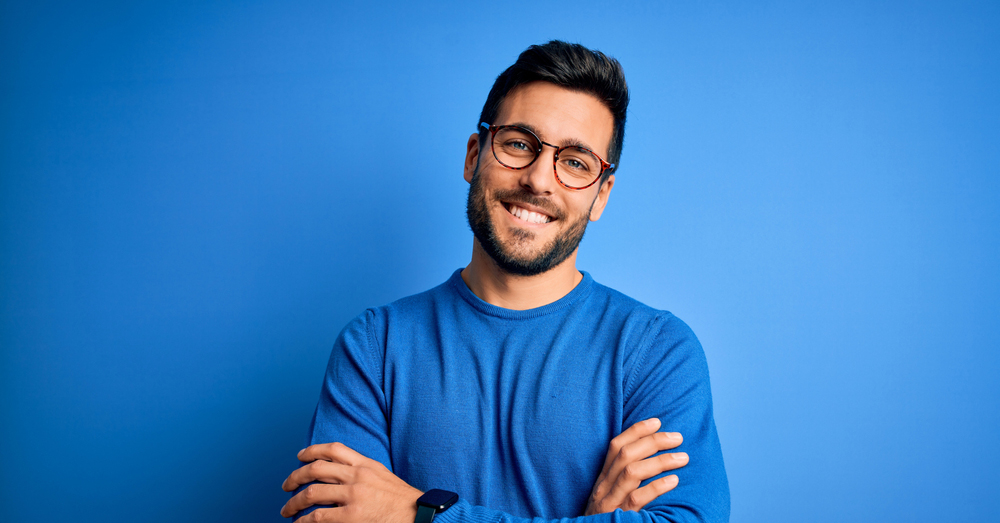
top-left (414, 489), bottom-right (458, 523)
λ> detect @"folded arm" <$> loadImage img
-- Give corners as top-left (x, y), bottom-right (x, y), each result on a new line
top-left (282, 418), bottom-right (688, 522)
top-left (285, 310), bottom-right (728, 522)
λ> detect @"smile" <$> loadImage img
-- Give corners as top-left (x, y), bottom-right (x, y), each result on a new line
top-left (503, 202), bottom-right (553, 224)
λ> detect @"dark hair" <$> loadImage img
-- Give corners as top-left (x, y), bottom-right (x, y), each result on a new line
top-left (478, 40), bottom-right (629, 176)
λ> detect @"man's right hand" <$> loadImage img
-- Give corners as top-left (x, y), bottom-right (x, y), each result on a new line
top-left (584, 418), bottom-right (688, 515)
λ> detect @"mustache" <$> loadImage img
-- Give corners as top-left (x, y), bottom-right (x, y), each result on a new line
top-left (492, 188), bottom-right (564, 220)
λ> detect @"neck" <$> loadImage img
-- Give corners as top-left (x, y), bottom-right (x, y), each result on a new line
top-left (461, 240), bottom-right (584, 310)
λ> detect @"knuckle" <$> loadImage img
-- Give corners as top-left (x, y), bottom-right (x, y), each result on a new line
top-left (622, 463), bottom-right (640, 481)
top-left (302, 484), bottom-right (317, 503)
top-left (626, 491), bottom-right (642, 509)
top-left (651, 477), bottom-right (669, 493)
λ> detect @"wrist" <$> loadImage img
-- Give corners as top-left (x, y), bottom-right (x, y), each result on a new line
top-left (414, 489), bottom-right (458, 523)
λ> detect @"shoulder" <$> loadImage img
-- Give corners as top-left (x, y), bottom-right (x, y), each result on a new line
top-left (587, 277), bottom-right (697, 342)
top-left (329, 275), bottom-right (462, 376)
top-left (345, 271), bottom-right (466, 345)
top-left (369, 273), bottom-right (461, 321)
top-left (586, 278), bottom-right (706, 382)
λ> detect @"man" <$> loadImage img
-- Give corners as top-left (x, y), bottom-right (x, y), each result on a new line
top-left (281, 41), bottom-right (729, 523)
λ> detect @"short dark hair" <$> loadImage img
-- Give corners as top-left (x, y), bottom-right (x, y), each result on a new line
top-left (478, 40), bottom-right (629, 175)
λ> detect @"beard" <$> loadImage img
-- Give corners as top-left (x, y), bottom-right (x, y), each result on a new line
top-left (466, 167), bottom-right (593, 276)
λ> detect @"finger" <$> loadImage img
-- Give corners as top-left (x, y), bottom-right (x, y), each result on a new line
top-left (297, 442), bottom-right (367, 466)
top-left (602, 431), bottom-right (682, 492)
top-left (619, 475), bottom-right (680, 511)
top-left (598, 419), bottom-right (661, 481)
top-left (294, 507), bottom-right (345, 522)
top-left (601, 451), bottom-right (688, 509)
top-left (280, 483), bottom-right (348, 518)
top-left (629, 451), bottom-right (689, 478)
top-left (282, 460), bottom-right (354, 492)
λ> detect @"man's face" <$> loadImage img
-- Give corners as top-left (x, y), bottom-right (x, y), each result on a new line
top-left (464, 82), bottom-right (616, 276)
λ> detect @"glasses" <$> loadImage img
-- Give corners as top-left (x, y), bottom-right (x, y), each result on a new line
top-left (480, 122), bottom-right (615, 190)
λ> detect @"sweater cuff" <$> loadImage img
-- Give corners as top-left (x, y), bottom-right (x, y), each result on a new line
top-left (433, 499), bottom-right (501, 523)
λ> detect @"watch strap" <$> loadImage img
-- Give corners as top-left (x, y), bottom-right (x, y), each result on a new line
top-left (414, 504), bottom-right (439, 523)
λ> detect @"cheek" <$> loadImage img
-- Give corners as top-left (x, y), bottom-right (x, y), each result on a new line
top-left (573, 193), bottom-right (599, 218)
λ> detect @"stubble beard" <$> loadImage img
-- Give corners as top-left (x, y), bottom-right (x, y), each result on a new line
top-left (465, 167), bottom-right (593, 277)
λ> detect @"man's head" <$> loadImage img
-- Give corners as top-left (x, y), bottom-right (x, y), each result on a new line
top-left (464, 42), bottom-right (628, 277)
top-left (477, 41), bottom-right (629, 175)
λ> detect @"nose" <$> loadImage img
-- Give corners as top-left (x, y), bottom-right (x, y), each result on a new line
top-left (518, 144), bottom-right (558, 195)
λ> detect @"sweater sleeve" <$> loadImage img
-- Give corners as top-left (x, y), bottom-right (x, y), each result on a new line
top-left (622, 313), bottom-right (729, 522)
top-left (306, 308), bottom-right (390, 461)
top-left (433, 313), bottom-right (729, 523)
top-left (295, 309), bottom-right (390, 519)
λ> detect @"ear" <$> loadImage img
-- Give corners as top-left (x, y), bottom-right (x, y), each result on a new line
top-left (464, 133), bottom-right (480, 184)
top-left (588, 174), bottom-right (615, 221)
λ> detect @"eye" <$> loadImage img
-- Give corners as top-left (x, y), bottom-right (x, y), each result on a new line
top-left (494, 127), bottom-right (539, 159)
top-left (506, 139), bottom-right (532, 151)
top-left (558, 148), bottom-right (598, 175)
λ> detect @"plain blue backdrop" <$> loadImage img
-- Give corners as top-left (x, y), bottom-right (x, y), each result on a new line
top-left (2, 1), bottom-right (998, 522)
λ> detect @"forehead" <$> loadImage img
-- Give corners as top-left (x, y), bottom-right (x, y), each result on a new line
top-left (495, 81), bottom-right (614, 157)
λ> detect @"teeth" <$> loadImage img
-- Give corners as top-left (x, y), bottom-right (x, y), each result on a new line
top-left (508, 204), bottom-right (551, 224)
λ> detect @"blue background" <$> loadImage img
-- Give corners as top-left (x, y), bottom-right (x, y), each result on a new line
top-left (2, 1), bottom-right (998, 521)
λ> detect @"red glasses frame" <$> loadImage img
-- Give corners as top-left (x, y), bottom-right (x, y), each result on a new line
top-left (480, 122), bottom-right (615, 190)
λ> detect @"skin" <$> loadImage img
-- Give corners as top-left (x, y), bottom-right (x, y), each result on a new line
top-left (460, 82), bottom-right (615, 310)
top-left (282, 82), bottom-right (689, 521)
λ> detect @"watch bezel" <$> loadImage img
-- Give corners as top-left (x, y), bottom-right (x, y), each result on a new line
top-left (417, 489), bottom-right (458, 511)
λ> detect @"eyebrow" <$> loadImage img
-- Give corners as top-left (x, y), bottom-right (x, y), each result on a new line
top-left (506, 121), bottom-right (597, 152)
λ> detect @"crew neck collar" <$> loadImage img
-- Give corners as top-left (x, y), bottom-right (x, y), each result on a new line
top-left (448, 268), bottom-right (594, 320)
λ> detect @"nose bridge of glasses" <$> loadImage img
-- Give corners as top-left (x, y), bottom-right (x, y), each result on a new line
top-left (537, 139), bottom-right (561, 156)
top-left (512, 136), bottom-right (558, 190)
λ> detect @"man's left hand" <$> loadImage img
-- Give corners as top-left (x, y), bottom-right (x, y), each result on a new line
top-left (584, 418), bottom-right (688, 515)
top-left (281, 442), bottom-right (423, 523)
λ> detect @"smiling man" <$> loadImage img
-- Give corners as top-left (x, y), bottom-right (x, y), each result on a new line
top-left (282, 41), bottom-right (729, 523)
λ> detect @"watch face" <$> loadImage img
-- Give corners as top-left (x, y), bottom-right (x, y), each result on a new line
top-left (418, 489), bottom-right (458, 510)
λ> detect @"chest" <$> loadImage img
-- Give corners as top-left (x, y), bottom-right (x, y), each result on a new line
top-left (380, 318), bottom-right (626, 516)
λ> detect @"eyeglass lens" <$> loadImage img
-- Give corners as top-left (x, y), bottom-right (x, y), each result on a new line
top-left (492, 127), bottom-right (602, 188)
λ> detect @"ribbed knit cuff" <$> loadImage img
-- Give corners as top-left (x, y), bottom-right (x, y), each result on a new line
top-left (434, 499), bottom-right (503, 523)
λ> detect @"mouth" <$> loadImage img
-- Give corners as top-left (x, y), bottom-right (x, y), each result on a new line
top-left (502, 202), bottom-right (554, 225)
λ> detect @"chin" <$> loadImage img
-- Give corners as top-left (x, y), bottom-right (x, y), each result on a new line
top-left (467, 169), bottom-right (590, 277)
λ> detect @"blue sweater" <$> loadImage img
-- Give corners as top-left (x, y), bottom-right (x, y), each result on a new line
top-left (305, 270), bottom-right (729, 522)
